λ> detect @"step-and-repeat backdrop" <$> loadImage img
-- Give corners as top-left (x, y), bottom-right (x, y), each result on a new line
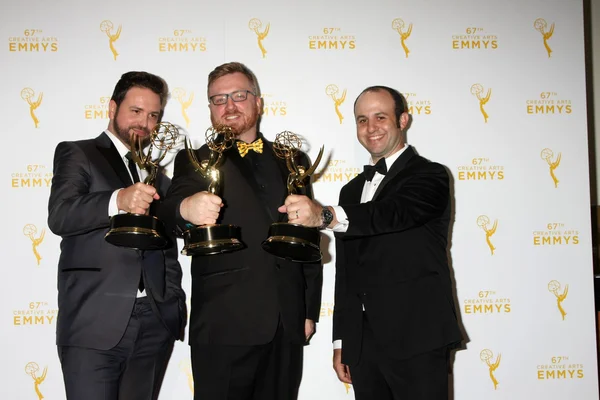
top-left (2, 0), bottom-right (599, 398)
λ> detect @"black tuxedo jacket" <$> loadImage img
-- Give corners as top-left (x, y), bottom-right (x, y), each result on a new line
top-left (333, 146), bottom-right (462, 365)
top-left (161, 133), bottom-right (323, 346)
top-left (48, 132), bottom-right (186, 350)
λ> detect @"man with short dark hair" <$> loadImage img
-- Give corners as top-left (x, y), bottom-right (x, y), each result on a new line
top-left (161, 62), bottom-right (323, 400)
top-left (280, 85), bottom-right (463, 400)
top-left (48, 71), bottom-right (186, 400)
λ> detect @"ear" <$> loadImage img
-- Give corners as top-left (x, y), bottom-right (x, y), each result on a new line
top-left (108, 100), bottom-right (117, 120)
top-left (399, 112), bottom-right (409, 131)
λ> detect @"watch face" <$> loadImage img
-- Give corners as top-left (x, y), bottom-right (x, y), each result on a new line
top-left (322, 207), bottom-right (333, 224)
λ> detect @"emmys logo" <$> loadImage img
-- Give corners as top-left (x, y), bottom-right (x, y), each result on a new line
top-left (548, 280), bottom-right (568, 320)
top-left (179, 359), bottom-right (194, 394)
top-left (325, 84), bottom-right (347, 124)
top-left (21, 87), bottom-right (43, 128)
top-left (464, 291), bottom-right (511, 314)
top-left (100, 20), bottom-right (121, 61)
top-left (392, 19), bottom-right (412, 57)
top-left (84, 96), bottom-right (110, 120)
top-left (480, 349), bottom-right (501, 390)
top-left (533, 223), bottom-right (579, 246)
top-left (8, 29), bottom-right (58, 52)
top-left (23, 224), bottom-right (45, 266)
top-left (309, 27), bottom-right (356, 50)
top-left (14, 301), bottom-right (57, 325)
top-left (471, 84), bottom-right (491, 123)
top-left (248, 18), bottom-right (270, 58)
top-left (320, 302), bottom-right (334, 319)
top-left (25, 362), bottom-right (47, 400)
top-left (534, 18), bottom-right (554, 58)
top-left (262, 93), bottom-right (287, 117)
top-left (458, 157), bottom-right (504, 181)
top-left (11, 164), bottom-right (52, 188)
top-left (452, 27), bottom-right (498, 50)
top-left (541, 148), bottom-right (561, 188)
top-left (527, 92), bottom-right (572, 114)
top-left (537, 356), bottom-right (584, 380)
top-left (172, 88), bottom-right (194, 127)
top-left (314, 160), bottom-right (360, 184)
top-left (477, 215), bottom-right (498, 255)
top-left (403, 93), bottom-right (431, 115)
top-left (158, 29), bottom-right (207, 52)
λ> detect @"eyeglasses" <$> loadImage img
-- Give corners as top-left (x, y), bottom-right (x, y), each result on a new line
top-left (209, 90), bottom-right (256, 106)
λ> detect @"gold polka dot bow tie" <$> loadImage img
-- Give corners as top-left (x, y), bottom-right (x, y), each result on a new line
top-left (237, 138), bottom-right (263, 157)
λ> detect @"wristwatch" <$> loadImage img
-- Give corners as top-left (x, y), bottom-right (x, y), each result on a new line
top-left (319, 206), bottom-right (334, 230)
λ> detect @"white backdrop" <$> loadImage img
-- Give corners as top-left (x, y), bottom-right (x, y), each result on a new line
top-left (1, 0), bottom-right (599, 398)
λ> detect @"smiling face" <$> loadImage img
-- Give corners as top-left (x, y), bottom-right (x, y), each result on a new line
top-left (108, 86), bottom-right (161, 149)
top-left (354, 89), bottom-right (409, 163)
top-left (208, 72), bottom-right (261, 143)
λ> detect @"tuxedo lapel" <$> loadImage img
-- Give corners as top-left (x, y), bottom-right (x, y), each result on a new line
top-left (95, 132), bottom-right (133, 187)
top-left (372, 146), bottom-right (416, 200)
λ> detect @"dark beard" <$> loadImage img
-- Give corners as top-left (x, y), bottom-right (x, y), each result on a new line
top-left (114, 105), bottom-right (151, 149)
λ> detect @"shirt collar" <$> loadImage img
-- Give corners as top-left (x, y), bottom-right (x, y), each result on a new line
top-left (105, 129), bottom-right (129, 159)
top-left (369, 143), bottom-right (409, 170)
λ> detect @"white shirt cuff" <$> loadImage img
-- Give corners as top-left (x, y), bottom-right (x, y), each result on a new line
top-left (333, 339), bottom-right (342, 350)
top-left (109, 189), bottom-right (123, 216)
top-left (329, 206), bottom-right (349, 232)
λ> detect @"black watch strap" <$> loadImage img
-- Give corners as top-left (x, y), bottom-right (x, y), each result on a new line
top-left (319, 206), bottom-right (334, 230)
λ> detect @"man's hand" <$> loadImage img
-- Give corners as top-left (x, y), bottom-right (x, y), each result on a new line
top-left (305, 319), bottom-right (315, 342)
top-left (117, 183), bottom-right (160, 214)
top-left (333, 349), bottom-right (352, 384)
top-left (278, 194), bottom-right (323, 227)
top-left (180, 191), bottom-right (222, 225)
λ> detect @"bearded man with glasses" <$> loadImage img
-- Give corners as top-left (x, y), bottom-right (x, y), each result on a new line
top-left (161, 62), bottom-right (323, 400)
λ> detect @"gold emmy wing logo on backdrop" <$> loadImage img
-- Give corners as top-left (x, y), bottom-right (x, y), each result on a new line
top-left (391, 18), bottom-right (412, 58)
top-left (477, 215), bottom-right (497, 255)
top-left (23, 224), bottom-right (45, 266)
top-left (541, 148), bottom-right (561, 188)
top-left (248, 18), bottom-right (270, 58)
top-left (325, 84), bottom-right (347, 124)
top-left (179, 359), bottom-right (194, 394)
top-left (534, 18), bottom-right (554, 58)
top-left (21, 87), bottom-right (43, 128)
top-left (100, 20), bottom-right (121, 60)
top-left (548, 280), bottom-right (568, 321)
top-left (25, 362), bottom-right (47, 400)
top-left (480, 349), bottom-right (501, 390)
top-left (471, 84), bottom-right (491, 123)
top-left (172, 88), bottom-right (194, 127)
top-left (344, 382), bottom-right (352, 394)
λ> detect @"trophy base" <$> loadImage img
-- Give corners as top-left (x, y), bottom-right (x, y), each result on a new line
top-left (262, 222), bottom-right (322, 262)
top-left (105, 214), bottom-right (168, 250)
top-left (182, 224), bottom-right (243, 256)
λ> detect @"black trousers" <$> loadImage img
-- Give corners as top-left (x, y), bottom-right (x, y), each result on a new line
top-left (350, 314), bottom-right (450, 400)
top-left (191, 322), bottom-right (303, 400)
top-left (58, 297), bottom-right (174, 400)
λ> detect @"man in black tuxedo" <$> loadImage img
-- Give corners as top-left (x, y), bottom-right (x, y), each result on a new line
top-left (48, 71), bottom-right (186, 400)
top-left (160, 62), bottom-right (323, 400)
top-left (280, 86), bottom-right (463, 399)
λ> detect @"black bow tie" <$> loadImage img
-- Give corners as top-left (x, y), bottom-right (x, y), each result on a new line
top-left (363, 158), bottom-right (387, 181)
